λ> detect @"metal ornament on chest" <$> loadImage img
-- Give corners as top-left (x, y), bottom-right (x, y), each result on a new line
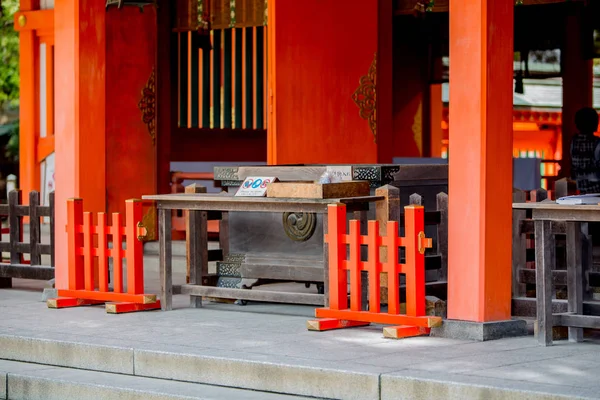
top-left (282, 212), bottom-right (317, 242)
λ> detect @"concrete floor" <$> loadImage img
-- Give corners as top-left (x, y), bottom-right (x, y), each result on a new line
top-left (2, 271), bottom-right (600, 399)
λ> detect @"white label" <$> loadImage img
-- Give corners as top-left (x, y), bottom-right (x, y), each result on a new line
top-left (326, 166), bottom-right (353, 182)
top-left (235, 177), bottom-right (277, 197)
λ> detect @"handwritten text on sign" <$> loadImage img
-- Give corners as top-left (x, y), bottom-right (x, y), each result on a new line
top-left (326, 166), bottom-right (353, 182)
top-left (235, 177), bottom-right (278, 197)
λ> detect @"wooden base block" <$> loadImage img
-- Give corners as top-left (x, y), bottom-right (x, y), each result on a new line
top-left (47, 297), bottom-right (104, 308)
top-left (106, 301), bottom-right (162, 314)
top-left (0, 277), bottom-right (12, 288)
top-left (306, 318), bottom-right (370, 331)
top-left (383, 325), bottom-right (431, 339)
top-left (315, 308), bottom-right (442, 328)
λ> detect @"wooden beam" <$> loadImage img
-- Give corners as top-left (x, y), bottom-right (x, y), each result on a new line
top-left (171, 128), bottom-right (267, 162)
top-left (13, 9), bottom-right (53, 31)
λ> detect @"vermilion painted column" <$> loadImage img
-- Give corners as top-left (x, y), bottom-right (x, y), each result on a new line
top-left (54, 0), bottom-right (106, 289)
top-left (17, 0), bottom-right (38, 201)
top-left (267, 0), bottom-right (378, 164)
top-left (448, 0), bottom-right (514, 322)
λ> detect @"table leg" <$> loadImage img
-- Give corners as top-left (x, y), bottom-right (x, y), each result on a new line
top-left (159, 208), bottom-right (173, 311)
top-left (189, 210), bottom-right (208, 308)
top-left (566, 222), bottom-right (584, 342)
top-left (535, 220), bottom-right (554, 346)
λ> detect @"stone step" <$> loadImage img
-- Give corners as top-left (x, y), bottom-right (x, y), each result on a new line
top-left (0, 333), bottom-right (592, 400)
top-left (0, 359), bottom-right (308, 400)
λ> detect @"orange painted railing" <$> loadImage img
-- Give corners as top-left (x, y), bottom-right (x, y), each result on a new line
top-left (47, 199), bottom-right (160, 314)
top-left (308, 204), bottom-right (443, 339)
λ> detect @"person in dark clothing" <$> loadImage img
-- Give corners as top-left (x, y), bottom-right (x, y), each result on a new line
top-left (570, 107), bottom-right (600, 194)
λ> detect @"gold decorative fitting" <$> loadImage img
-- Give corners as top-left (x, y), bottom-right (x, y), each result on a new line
top-left (138, 69), bottom-right (156, 145)
top-left (352, 52), bottom-right (377, 143)
top-left (17, 14), bottom-right (26, 27)
top-left (417, 231), bottom-right (432, 255)
top-left (136, 221), bottom-right (148, 241)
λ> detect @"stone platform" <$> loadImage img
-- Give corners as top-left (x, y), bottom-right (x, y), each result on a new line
top-left (2, 282), bottom-right (600, 400)
top-left (2, 246), bottom-right (600, 400)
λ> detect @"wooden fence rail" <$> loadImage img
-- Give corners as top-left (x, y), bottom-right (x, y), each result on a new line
top-left (308, 203), bottom-right (442, 339)
top-left (0, 190), bottom-right (55, 287)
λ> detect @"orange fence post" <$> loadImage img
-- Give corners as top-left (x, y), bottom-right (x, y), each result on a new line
top-left (367, 220), bottom-right (380, 314)
top-left (83, 212), bottom-right (94, 291)
top-left (384, 221), bottom-right (400, 315)
top-left (348, 220), bottom-right (362, 312)
top-left (49, 198), bottom-right (160, 313)
top-left (126, 200), bottom-right (145, 295)
top-left (327, 204), bottom-right (348, 311)
top-left (404, 205), bottom-right (426, 317)
top-left (67, 199), bottom-right (84, 291)
top-left (309, 204), bottom-right (439, 338)
top-left (97, 213), bottom-right (109, 293)
top-left (112, 212), bottom-right (124, 293)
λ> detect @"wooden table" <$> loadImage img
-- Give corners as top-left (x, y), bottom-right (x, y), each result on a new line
top-left (142, 193), bottom-right (383, 311)
top-left (512, 202), bottom-right (600, 345)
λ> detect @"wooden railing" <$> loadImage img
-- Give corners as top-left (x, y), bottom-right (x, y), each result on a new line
top-left (0, 190), bottom-right (55, 287)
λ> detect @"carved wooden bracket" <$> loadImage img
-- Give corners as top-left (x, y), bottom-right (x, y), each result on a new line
top-left (138, 68), bottom-right (156, 145)
top-left (352, 53), bottom-right (377, 143)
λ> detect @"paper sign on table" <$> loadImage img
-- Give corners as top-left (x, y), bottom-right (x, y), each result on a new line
top-left (235, 177), bottom-right (278, 197)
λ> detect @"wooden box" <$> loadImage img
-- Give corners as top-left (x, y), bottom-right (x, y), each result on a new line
top-left (266, 181), bottom-right (370, 199)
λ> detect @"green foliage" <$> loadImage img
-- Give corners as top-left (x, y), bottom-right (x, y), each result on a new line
top-left (0, 0), bottom-right (20, 107)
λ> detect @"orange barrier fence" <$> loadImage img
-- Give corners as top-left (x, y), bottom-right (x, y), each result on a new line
top-left (48, 199), bottom-right (160, 314)
top-left (308, 204), bottom-right (442, 338)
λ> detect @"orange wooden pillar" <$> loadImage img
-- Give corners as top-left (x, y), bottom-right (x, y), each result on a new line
top-left (560, 6), bottom-right (594, 179)
top-left (447, 0), bottom-right (514, 324)
top-left (16, 0), bottom-right (39, 200)
top-left (267, 0), bottom-right (389, 165)
top-left (54, 0), bottom-right (106, 289)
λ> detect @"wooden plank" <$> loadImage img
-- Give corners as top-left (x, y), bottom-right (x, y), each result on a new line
top-left (49, 192), bottom-right (55, 267)
top-left (159, 208), bottom-right (173, 310)
top-left (47, 297), bottom-right (104, 308)
top-left (315, 308), bottom-right (443, 328)
top-left (520, 220), bottom-right (567, 235)
top-left (29, 191), bottom-right (41, 265)
top-left (9, 191), bottom-right (21, 265)
top-left (266, 181), bottom-right (370, 199)
top-left (391, 165), bottom-right (448, 181)
top-left (0, 264), bottom-right (54, 280)
top-left (512, 297), bottom-right (600, 317)
top-left (535, 219), bottom-right (556, 346)
top-left (512, 189), bottom-right (527, 298)
top-left (219, 211), bottom-right (230, 258)
top-left (150, 196), bottom-right (382, 214)
top-left (57, 289), bottom-right (157, 304)
top-left (519, 269), bottom-right (600, 286)
top-left (376, 185), bottom-right (400, 305)
top-left (188, 210), bottom-right (208, 308)
top-left (240, 264), bottom-right (323, 281)
top-left (555, 313), bottom-right (600, 330)
top-left (181, 284), bottom-right (324, 305)
top-left (566, 222), bottom-right (584, 342)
